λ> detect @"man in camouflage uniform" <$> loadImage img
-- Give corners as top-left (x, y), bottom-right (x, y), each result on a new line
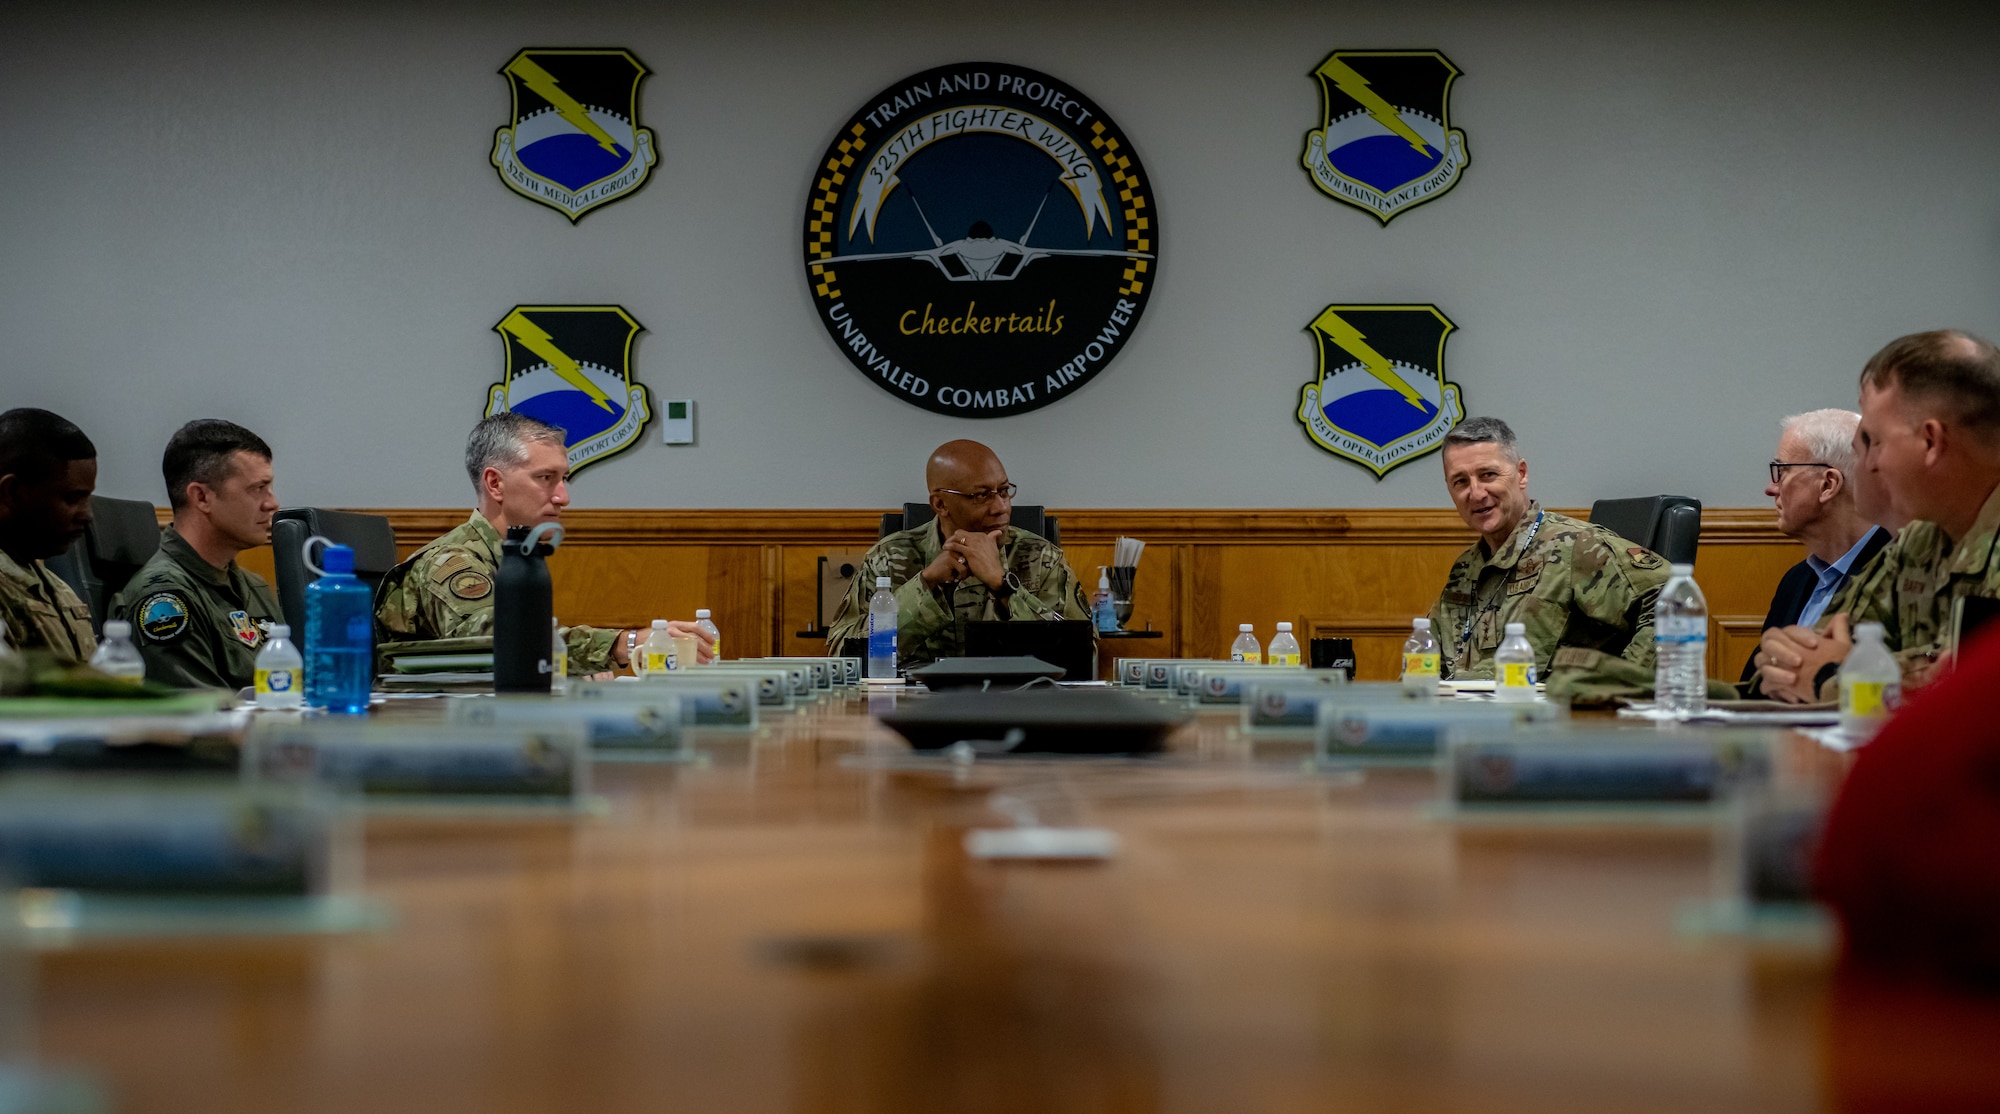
top-left (376, 414), bottom-right (709, 674)
top-left (1427, 417), bottom-right (1670, 680)
top-left (112, 420), bottom-right (283, 689)
top-left (826, 439), bottom-right (1090, 670)
top-left (0, 409), bottom-right (98, 665)
top-left (1760, 330), bottom-right (2000, 701)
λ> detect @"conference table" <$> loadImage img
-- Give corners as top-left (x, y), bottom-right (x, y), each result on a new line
top-left (23, 691), bottom-right (2000, 1113)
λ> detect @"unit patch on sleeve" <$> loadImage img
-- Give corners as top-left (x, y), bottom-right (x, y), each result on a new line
top-left (138, 592), bottom-right (193, 643)
top-left (448, 572), bottom-right (494, 601)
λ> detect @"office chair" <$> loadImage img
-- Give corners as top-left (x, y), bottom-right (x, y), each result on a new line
top-left (270, 508), bottom-right (400, 626)
top-left (878, 502), bottom-right (1059, 545)
top-left (1588, 496), bottom-right (1702, 566)
top-left (44, 495), bottom-right (163, 634)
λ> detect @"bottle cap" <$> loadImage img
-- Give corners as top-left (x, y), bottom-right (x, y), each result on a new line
top-left (876, 576), bottom-right (891, 588)
top-left (695, 609), bottom-right (711, 619)
top-left (323, 544), bottom-right (355, 575)
top-left (104, 620), bottom-right (131, 639)
top-left (652, 619), bottom-right (669, 630)
top-left (1238, 623), bottom-right (1253, 632)
top-left (1505, 622), bottom-right (1526, 635)
top-left (1413, 618), bottom-right (1431, 629)
top-left (1669, 563), bottom-right (1694, 577)
top-left (268, 623), bottom-right (290, 639)
top-left (1277, 622), bottom-right (1293, 632)
top-left (1855, 621), bottom-right (1886, 640)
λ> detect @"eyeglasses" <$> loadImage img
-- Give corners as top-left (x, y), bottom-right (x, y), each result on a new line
top-left (933, 482), bottom-right (1018, 504)
top-left (1769, 460), bottom-right (1834, 484)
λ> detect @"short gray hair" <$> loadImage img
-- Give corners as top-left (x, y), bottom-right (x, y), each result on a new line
top-left (464, 412), bottom-right (567, 489)
top-left (1781, 408), bottom-right (1858, 477)
top-left (1443, 416), bottom-right (1519, 461)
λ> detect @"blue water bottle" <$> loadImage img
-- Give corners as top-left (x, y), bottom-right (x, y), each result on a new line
top-left (304, 539), bottom-right (374, 714)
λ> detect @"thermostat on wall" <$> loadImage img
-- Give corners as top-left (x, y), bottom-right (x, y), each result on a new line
top-left (660, 399), bottom-right (695, 444)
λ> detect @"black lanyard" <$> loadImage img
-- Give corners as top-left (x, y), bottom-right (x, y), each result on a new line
top-left (1456, 511), bottom-right (1543, 659)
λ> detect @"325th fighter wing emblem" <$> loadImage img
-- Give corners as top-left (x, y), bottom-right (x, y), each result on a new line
top-left (1297, 305), bottom-right (1463, 478)
top-left (491, 49), bottom-right (658, 222)
top-left (1301, 51), bottom-right (1468, 223)
top-left (486, 306), bottom-right (652, 477)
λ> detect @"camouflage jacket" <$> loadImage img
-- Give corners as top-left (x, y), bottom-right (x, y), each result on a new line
top-left (0, 549), bottom-right (96, 666)
top-left (375, 512), bottom-right (620, 672)
top-left (111, 526), bottom-right (283, 690)
top-left (825, 521), bottom-right (1092, 669)
top-left (1428, 503), bottom-right (1671, 680)
top-left (1823, 481), bottom-right (2000, 677)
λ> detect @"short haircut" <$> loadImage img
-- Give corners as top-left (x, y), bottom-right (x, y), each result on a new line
top-left (1858, 330), bottom-right (2000, 439)
top-left (464, 412), bottom-right (567, 490)
top-left (0, 408), bottom-right (97, 486)
top-left (1781, 408), bottom-right (1859, 477)
top-left (1443, 416), bottom-right (1519, 461)
top-left (162, 420), bottom-right (273, 510)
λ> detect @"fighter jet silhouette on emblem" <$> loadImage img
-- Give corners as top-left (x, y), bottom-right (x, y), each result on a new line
top-left (826, 181), bottom-right (1153, 283)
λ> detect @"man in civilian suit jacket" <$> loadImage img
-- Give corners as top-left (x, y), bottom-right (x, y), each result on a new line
top-left (1743, 409), bottom-right (1896, 681)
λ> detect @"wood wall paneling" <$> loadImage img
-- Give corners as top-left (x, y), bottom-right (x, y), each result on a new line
top-left (225, 508), bottom-right (1802, 679)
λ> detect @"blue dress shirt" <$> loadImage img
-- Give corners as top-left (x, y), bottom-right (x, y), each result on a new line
top-left (1799, 526), bottom-right (1891, 629)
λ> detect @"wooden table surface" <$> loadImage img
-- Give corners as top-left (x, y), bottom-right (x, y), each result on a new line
top-left (26, 697), bottom-right (2000, 1113)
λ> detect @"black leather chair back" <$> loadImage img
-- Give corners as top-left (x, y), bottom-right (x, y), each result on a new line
top-left (271, 508), bottom-right (400, 627)
top-left (44, 495), bottom-right (162, 634)
top-left (879, 502), bottom-right (1058, 545)
top-left (1588, 496), bottom-right (1702, 567)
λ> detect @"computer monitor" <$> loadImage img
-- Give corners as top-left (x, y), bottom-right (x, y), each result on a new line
top-left (963, 620), bottom-right (1097, 683)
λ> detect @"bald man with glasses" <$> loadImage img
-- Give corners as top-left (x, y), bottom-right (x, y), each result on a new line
top-left (826, 439), bottom-right (1090, 670)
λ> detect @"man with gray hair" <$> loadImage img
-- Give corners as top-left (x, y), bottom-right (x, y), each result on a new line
top-left (1742, 408), bottom-right (1893, 682)
top-left (1427, 416), bottom-right (1671, 679)
top-left (376, 413), bottom-right (710, 673)
top-left (1760, 330), bottom-right (2000, 701)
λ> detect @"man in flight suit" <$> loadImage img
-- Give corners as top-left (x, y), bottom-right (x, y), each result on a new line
top-left (113, 420), bottom-right (284, 689)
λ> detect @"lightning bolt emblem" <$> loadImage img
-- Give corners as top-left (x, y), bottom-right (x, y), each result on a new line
top-left (1318, 57), bottom-right (1432, 157)
top-left (498, 310), bottom-right (616, 413)
top-left (1310, 308), bottom-right (1428, 411)
top-left (506, 55), bottom-right (623, 156)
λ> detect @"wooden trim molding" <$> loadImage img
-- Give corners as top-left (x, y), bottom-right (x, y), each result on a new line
top-left (330, 506), bottom-right (1789, 549)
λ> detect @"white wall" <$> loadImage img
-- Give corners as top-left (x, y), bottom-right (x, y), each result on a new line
top-left (3, 0), bottom-right (1995, 510)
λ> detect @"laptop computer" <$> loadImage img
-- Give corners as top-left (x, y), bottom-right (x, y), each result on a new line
top-left (963, 620), bottom-right (1097, 683)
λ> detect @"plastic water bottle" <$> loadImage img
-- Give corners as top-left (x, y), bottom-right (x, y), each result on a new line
top-left (305, 543), bottom-right (374, 714)
top-left (550, 619), bottom-right (569, 695)
top-left (1838, 621), bottom-right (1900, 736)
top-left (1268, 622), bottom-right (1301, 666)
top-left (639, 619), bottom-right (678, 677)
top-left (1401, 618), bottom-right (1440, 697)
top-left (694, 608), bottom-right (721, 662)
top-left (253, 623), bottom-right (304, 708)
top-left (1653, 563), bottom-right (1709, 717)
top-left (90, 620), bottom-right (146, 684)
top-left (867, 577), bottom-right (898, 680)
top-left (1494, 622), bottom-right (1536, 702)
top-left (1230, 623), bottom-right (1261, 664)
top-left (1093, 568), bottom-right (1116, 633)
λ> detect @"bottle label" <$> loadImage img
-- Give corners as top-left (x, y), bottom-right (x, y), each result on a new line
top-left (868, 615), bottom-right (896, 661)
top-left (553, 650), bottom-right (567, 680)
top-left (255, 667), bottom-right (299, 695)
top-left (644, 649), bottom-right (676, 674)
top-left (709, 634), bottom-right (720, 661)
top-left (1656, 616), bottom-right (1706, 642)
top-left (1232, 651), bottom-right (1262, 664)
top-left (1269, 652), bottom-right (1300, 666)
top-left (1500, 662), bottom-right (1536, 688)
top-left (1403, 652), bottom-right (1441, 677)
top-left (1840, 680), bottom-right (1900, 718)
